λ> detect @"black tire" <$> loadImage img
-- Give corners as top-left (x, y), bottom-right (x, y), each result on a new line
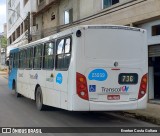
top-left (13, 81), bottom-right (21, 97)
top-left (36, 86), bottom-right (45, 111)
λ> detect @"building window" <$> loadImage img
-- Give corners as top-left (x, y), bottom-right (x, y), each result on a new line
top-left (64, 9), bottom-right (73, 24)
top-left (9, 18), bottom-right (12, 26)
top-left (9, 36), bottom-right (12, 44)
top-left (13, 32), bottom-right (15, 42)
top-left (51, 12), bottom-right (55, 21)
top-left (17, 26), bottom-right (20, 38)
top-left (152, 25), bottom-right (160, 36)
top-left (24, 0), bottom-right (29, 6)
top-left (56, 37), bottom-right (72, 70)
top-left (16, 3), bottom-right (20, 18)
top-left (103, 0), bottom-right (119, 9)
top-left (39, 0), bottom-right (44, 4)
top-left (40, 0), bottom-right (44, 3)
top-left (8, 0), bottom-right (12, 8)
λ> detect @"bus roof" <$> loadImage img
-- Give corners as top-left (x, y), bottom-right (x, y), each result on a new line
top-left (10, 24), bottom-right (145, 51)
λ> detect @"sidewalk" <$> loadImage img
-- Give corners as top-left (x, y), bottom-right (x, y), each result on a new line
top-left (121, 103), bottom-right (160, 125)
top-left (0, 71), bottom-right (8, 79)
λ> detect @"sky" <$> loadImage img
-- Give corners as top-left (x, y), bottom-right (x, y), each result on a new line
top-left (0, 0), bottom-right (6, 33)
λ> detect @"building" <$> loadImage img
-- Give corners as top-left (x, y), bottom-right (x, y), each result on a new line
top-left (6, 0), bottom-right (160, 101)
top-left (6, 0), bottom-right (37, 51)
top-left (32, 0), bottom-right (59, 41)
top-left (0, 23), bottom-right (7, 69)
top-left (3, 23), bottom-right (7, 36)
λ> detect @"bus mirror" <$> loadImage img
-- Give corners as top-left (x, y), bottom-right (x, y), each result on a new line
top-left (76, 30), bottom-right (82, 37)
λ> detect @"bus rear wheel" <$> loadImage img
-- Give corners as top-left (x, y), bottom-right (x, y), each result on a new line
top-left (36, 87), bottom-right (45, 111)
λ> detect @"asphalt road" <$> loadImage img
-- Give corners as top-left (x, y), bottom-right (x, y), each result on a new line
top-left (0, 75), bottom-right (159, 136)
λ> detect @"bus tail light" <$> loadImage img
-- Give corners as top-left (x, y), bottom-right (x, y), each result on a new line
top-left (138, 74), bottom-right (147, 99)
top-left (76, 72), bottom-right (89, 100)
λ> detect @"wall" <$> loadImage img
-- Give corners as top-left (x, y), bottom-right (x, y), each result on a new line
top-left (77, 0), bottom-right (160, 26)
top-left (139, 20), bottom-right (160, 45)
top-left (59, 0), bottom-right (80, 25)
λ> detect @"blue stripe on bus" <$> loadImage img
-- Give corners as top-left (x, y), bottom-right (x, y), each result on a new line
top-left (8, 68), bottom-right (18, 90)
top-left (8, 48), bottom-right (19, 90)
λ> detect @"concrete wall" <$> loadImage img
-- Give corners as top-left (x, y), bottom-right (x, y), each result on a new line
top-left (7, 0), bottom-right (160, 43)
top-left (59, 0), bottom-right (73, 25)
top-left (79, 0), bottom-right (102, 19)
top-left (139, 20), bottom-right (160, 45)
top-left (78, 0), bottom-right (160, 26)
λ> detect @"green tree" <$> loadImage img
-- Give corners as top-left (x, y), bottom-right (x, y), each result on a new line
top-left (1, 36), bottom-right (7, 48)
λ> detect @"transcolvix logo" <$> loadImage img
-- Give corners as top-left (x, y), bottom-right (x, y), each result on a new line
top-left (102, 86), bottom-right (129, 93)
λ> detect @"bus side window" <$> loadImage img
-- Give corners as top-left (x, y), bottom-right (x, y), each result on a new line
top-left (23, 50), bottom-right (26, 69)
top-left (13, 52), bottom-right (19, 68)
top-left (55, 37), bottom-right (72, 70)
top-left (9, 53), bottom-right (13, 71)
top-left (34, 44), bottom-right (43, 69)
top-left (26, 48), bottom-right (33, 69)
top-left (19, 50), bottom-right (26, 69)
top-left (64, 37), bottom-right (71, 69)
top-left (30, 48), bottom-right (33, 68)
top-left (26, 48), bottom-right (30, 69)
top-left (19, 51), bottom-right (21, 68)
top-left (13, 53), bottom-right (15, 68)
top-left (15, 52), bottom-right (19, 68)
top-left (43, 42), bottom-right (55, 69)
top-left (56, 39), bottom-right (65, 70)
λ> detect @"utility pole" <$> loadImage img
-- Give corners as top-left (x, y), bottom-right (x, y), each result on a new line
top-left (27, 12), bottom-right (31, 43)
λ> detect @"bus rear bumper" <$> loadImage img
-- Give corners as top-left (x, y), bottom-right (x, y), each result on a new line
top-left (72, 94), bottom-right (147, 111)
top-left (89, 101), bottom-right (137, 111)
top-left (90, 94), bottom-right (147, 111)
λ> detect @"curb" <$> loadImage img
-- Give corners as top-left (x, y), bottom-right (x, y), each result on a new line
top-left (118, 111), bottom-right (160, 125)
top-left (0, 73), bottom-right (8, 75)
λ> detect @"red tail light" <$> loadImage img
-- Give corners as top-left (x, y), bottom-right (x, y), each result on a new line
top-left (76, 72), bottom-right (89, 100)
top-left (138, 74), bottom-right (148, 99)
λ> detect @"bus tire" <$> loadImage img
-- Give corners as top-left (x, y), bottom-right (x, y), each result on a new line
top-left (13, 81), bottom-right (21, 97)
top-left (36, 87), bottom-right (45, 111)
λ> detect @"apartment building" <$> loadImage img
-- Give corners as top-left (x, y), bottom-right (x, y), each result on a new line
top-left (7, 0), bottom-right (160, 101)
top-left (6, 0), bottom-right (37, 49)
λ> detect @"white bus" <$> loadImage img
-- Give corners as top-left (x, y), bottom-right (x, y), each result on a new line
top-left (8, 25), bottom-right (148, 111)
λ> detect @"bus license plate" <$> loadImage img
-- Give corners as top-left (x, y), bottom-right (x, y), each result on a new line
top-left (107, 95), bottom-right (120, 100)
top-left (118, 73), bottom-right (138, 84)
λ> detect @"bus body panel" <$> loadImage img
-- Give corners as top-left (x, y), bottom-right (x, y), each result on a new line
top-left (74, 26), bottom-right (147, 111)
top-left (54, 71), bottom-right (69, 110)
top-left (86, 68), bottom-right (142, 103)
top-left (8, 68), bottom-right (18, 90)
top-left (8, 25), bottom-right (147, 111)
top-left (44, 70), bottom-right (60, 108)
